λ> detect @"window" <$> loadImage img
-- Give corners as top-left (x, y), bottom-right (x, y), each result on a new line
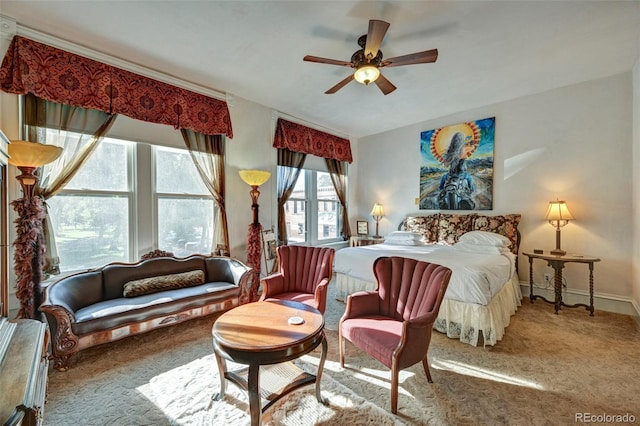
top-left (316, 172), bottom-right (340, 240)
top-left (154, 146), bottom-right (214, 257)
top-left (47, 138), bottom-right (132, 271)
top-left (283, 168), bottom-right (341, 244)
top-left (47, 137), bottom-right (215, 272)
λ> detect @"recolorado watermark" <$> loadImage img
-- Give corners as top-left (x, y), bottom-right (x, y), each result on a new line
top-left (575, 412), bottom-right (636, 423)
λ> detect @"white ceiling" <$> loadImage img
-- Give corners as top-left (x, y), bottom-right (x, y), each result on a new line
top-left (2, 1), bottom-right (640, 138)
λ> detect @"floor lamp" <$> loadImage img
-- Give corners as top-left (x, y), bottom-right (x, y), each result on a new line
top-left (239, 169), bottom-right (271, 304)
top-left (8, 140), bottom-right (62, 320)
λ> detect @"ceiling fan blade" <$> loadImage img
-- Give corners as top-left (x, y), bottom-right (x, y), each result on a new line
top-left (303, 55), bottom-right (353, 67)
top-left (325, 75), bottom-right (354, 94)
top-left (380, 49), bottom-right (439, 68)
top-left (364, 19), bottom-right (390, 59)
top-left (374, 73), bottom-right (396, 95)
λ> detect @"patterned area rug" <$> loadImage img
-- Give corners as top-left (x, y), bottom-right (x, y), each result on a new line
top-left (45, 282), bottom-right (640, 425)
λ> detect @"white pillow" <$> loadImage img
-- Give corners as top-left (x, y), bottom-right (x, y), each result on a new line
top-left (386, 231), bottom-right (424, 241)
top-left (458, 231), bottom-right (511, 248)
top-left (453, 242), bottom-right (510, 255)
top-left (384, 239), bottom-right (425, 246)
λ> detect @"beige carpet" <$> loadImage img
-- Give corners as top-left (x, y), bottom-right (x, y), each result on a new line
top-left (45, 283), bottom-right (640, 425)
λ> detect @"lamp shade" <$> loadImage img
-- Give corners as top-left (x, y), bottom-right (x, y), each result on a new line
top-left (239, 170), bottom-right (271, 187)
top-left (9, 140), bottom-right (62, 167)
top-left (545, 200), bottom-right (574, 223)
top-left (370, 202), bottom-right (385, 218)
top-left (354, 65), bottom-right (380, 85)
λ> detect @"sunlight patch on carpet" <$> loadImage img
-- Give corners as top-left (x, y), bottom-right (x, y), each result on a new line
top-left (135, 353), bottom-right (403, 425)
top-left (432, 359), bottom-right (545, 389)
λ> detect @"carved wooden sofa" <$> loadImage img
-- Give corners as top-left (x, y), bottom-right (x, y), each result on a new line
top-left (40, 254), bottom-right (251, 370)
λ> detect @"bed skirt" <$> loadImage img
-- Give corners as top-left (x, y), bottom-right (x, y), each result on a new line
top-left (335, 272), bottom-right (522, 347)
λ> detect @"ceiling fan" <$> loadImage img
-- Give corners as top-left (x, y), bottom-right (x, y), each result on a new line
top-left (303, 19), bottom-right (438, 95)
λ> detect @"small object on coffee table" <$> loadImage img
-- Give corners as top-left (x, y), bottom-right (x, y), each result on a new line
top-left (288, 316), bottom-right (304, 325)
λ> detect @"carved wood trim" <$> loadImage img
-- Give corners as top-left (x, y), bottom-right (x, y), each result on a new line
top-left (40, 305), bottom-right (78, 371)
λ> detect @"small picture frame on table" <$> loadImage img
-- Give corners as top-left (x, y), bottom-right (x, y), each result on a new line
top-left (356, 221), bottom-right (369, 236)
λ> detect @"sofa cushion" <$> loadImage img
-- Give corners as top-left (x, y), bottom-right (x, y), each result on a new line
top-left (123, 270), bottom-right (205, 297)
top-left (73, 282), bottom-right (240, 335)
top-left (102, 257), bottom-right (206, 300)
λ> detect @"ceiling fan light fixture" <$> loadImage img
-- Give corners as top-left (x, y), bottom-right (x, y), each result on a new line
top-left (353, 65), bottom-right (380, 85)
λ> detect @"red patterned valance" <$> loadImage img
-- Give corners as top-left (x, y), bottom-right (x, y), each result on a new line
top-left (273, 118), bottom-right (352, 163)
top-left (0, 36), bottom-right (233, 137)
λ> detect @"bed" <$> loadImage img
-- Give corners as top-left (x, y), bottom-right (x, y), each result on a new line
top-left (335, 213), bottom-right (522, 346)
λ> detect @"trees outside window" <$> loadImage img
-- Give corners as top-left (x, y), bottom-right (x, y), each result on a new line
top-left (47, 138), bottom-right (214, 272)
top-left (154, 146), bottom-right (213, 257)
top-left (47, 139), bottom-right (131, 271)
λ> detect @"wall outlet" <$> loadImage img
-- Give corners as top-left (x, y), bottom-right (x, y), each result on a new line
top-left (544, 273), bottom-right (552, 284)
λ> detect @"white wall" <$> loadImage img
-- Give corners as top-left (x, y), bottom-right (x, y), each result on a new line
top-left (353, 73), bottom-right (634, 303)
top-left (632, 57), bottom-right (640, 313)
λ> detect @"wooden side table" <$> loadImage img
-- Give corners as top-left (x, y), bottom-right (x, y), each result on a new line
top-left (212, 300), bottom-right (327, 426)
top-left (350, 236), bottom-right (385, 247)
top-left (523, 251), bottom-right (600, 316)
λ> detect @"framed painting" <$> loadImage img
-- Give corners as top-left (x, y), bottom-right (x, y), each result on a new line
top-left (419, 117), bottom-right (495, 210)
top-left (262, 228), bottom-right (277, 261)
top-left (356, 221), bottom-right (369, 236)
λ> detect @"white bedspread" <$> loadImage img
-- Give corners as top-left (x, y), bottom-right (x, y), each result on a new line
top-left (334, 243), bottom-right (516, 306)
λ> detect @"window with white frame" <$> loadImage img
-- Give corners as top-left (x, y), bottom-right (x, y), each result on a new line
top-left (283, 168), bottom-right (341, 245)
top-left (47, 137), bottom-right (215, 272)
top-left (154, 146), bottom-right (214, 257)
top-left (46, 138), bottom-right (132, 272)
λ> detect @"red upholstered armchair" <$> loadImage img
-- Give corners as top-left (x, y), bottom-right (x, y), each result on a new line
top-left (339, 256), bottom-right (452, 414)
top-left (259, 245), bottom-right (335, 314)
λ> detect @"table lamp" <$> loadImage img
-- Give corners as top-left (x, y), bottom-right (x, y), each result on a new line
top-left (370, 202), bottom-right (385, 238)
top-left (545, 199), bottom-right (574, 256)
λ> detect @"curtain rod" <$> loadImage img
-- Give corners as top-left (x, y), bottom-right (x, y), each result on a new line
top-left (4, 15), bottom-right (228, 102)
top-left (272, 111), bottom-right (351, 140)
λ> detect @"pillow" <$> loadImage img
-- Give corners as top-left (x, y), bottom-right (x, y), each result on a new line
top-left (458, 230), bottom-right (512, 248)
top-left (402, 215), bottom-right (439, 244)
top-left (123, 270), bottom-right (205, 298)
top-left (386, 231), bottom-right (424, 241)
top-left (472, 214), bottom-right (521, 254)
top-left (384, 239), bottom-right (425, 246)
top-left (437, 213), bottom-right (476, 245)
top-left (453, 241), bottom-right (510, 255)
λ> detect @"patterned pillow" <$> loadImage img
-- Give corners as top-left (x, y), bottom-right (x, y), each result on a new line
top-left (402, 214), bottom-right (440, 243)
top-left (123, 270), bottom-right (205, 298)
top-left (472, 214), bottom-right (521, 254)
top-left (437, 213), bottom-right (477, 245)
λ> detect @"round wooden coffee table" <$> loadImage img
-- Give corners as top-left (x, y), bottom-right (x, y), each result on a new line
top-left (211, 300), bottom-right (327, 425)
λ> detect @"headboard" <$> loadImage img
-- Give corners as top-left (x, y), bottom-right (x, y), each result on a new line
top-left (399, 213), bottom-right (522, 256)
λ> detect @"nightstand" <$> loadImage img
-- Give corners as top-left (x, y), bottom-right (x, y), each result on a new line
top-left (350, 236), bottom-right (385, 247)
top-left (523, 251), bottom-right (600, 316)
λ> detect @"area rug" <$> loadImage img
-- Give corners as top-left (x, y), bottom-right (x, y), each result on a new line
top-left (43, 288), bottom-right (404, 426)
top-left (138, 354), bottom-right (401, 425)
top-left (44, 282), bottom-right (640, 425)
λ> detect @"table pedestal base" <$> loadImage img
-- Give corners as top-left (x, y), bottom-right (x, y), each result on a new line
top-left (213, 333), bottom-right (327, 425)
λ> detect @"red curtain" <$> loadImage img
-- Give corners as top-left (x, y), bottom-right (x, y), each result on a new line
top-left (273, 118), bottom-right (352, 163)
top-left (0, 36), bottom-right (233, 137)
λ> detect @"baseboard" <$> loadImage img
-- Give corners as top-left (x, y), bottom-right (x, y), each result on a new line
top-left (519, 282), bottom-right (639, 316)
